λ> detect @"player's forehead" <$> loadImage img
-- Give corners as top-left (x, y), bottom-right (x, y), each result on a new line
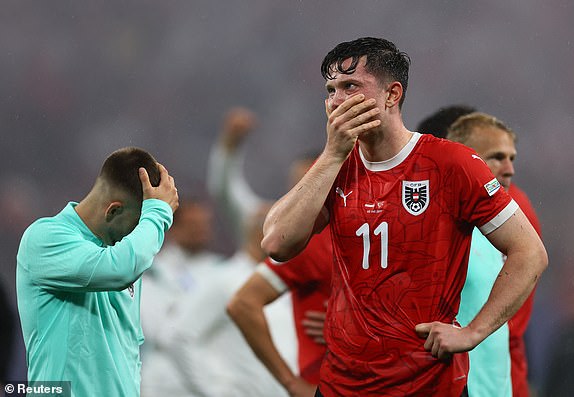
top-left (471, 126), bottom-right (516, 156)
top-left (325, 57), bottom-right (369, 85)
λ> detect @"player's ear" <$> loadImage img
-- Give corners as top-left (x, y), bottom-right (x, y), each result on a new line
top-left (385, 82), bottom-right (403, 108)
top-left (105, 201), bottom-right (124, 222)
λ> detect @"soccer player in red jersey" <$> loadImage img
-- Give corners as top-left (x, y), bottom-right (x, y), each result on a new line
top-left (261, 37), bottom-right (547, 396)
top-left (211, 107), bottom-right (332, 396)
top-left (507, 185), bottom-right (542, 396)
top-left (228, 227), bottom-right (332, 397)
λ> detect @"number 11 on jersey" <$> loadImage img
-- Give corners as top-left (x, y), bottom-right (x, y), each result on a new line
top-left (356, 222), bottom-right (388, 269)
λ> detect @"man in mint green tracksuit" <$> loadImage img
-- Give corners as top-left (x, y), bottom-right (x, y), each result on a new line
top-left (17, 147), bottom-right (179, 396)
top-left (457, 229), bottom-right (511, 397)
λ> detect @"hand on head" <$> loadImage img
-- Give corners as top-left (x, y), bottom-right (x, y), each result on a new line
top-left (139, 163), bottom-right (179, 213)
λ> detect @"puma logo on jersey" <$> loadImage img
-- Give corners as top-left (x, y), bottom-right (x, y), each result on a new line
top-left (336, 187), bottom-right (352, 207)
top-left (471, 154), bottom-right (486, 164)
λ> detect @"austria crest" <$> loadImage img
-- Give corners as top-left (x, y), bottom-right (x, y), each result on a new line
top-left (402, 180), bottom-right (429, 216)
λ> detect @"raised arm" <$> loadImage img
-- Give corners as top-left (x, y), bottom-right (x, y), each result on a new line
top-left (415, 208), bottom-right (547, 358)
top-left (206, 107), bottom-right (263, 241)
top-left (20, 165), bottom-right (178, 292)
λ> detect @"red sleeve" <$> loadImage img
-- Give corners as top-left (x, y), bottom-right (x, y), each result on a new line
top-left (263, 228), bottom-right (333, 290)
top-left (508, 183), bottom-right (542, 237)
top-left (506, 183), bottom-right (542, 396)
top-left (450, 143), bottom-right (515, 231)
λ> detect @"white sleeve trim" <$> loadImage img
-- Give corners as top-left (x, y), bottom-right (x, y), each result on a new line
top-left (255, 263), bottom-right (289, 294)
top-left (479, 199), bottom-right (519, 235)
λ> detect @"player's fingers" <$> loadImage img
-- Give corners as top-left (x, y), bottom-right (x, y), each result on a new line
top-left (343, 107), bottom-right (380, 130)
top-left (306, 330), bottom-right (324, 338)
top-left (415, 323), bottom-right (431, 338)
top-left (304, 310), bottom-right (326, 320)
top-left (349, 119), bottom-right (381, 137)
top-left (424, 335), bottom-right (434, 352)
top-left (431, 340), bottom-right (440, 357)
top-left (329, 94), bottom-right (365, 118)
top-left (139, 167), bottom-right (152, 190)
top-left (157, 163), bottom-right (169, 184)
top-left (302, 319), bottom-right (324, 330)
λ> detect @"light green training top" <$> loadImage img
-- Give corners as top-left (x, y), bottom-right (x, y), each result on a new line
top-left (458, 228), bottom-right (512, 397)
top-left (17, 199), bottom-right (172, 397)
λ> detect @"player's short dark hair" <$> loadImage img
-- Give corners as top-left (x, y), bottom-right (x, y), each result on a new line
top-left (99, 147), bottom-right (160, 202)
top-left (416, 105), bottom-right (477, 138)
top-left (321, 37), bottom-right (411, 107)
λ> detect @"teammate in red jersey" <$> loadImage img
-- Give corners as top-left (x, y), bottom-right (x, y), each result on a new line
top-left (507, 184), bottom-right (542, 396)
top-left (261, 37), bottom-right (547, 396)
top-left (212, 107), bottom-right (332, 396)
top-left (228, 227), bottom-right (332, 397)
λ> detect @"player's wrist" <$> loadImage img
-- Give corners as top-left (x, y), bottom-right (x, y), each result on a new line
top-left (463, 322), bottom-right (489, 349)
top-left (283, 375), bottom-right (300, 394)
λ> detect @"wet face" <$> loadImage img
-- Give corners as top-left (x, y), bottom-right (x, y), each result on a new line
top-left (467, 126), bottom-right (516, 190)
top-left (325, 57), bottom-right (388, 115)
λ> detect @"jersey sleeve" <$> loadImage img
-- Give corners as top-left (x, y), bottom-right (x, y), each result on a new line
top-left (18, 199), bottom-right (173, 292)
top-left (258, 229), bottom-right (331, 292)
top-left (508, 184), bottom-right (542, 237)
top-left (450, 144), bottom-right (518, 234)
top-left (256, 262), bottom-right (290, 294)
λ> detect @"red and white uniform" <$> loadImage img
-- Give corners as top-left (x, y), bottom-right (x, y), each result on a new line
top-left (258, 227), bottom-right (333, 385)
top-left (507, 183), bottom-right (542, 397)
top-left (319, 133), bottom-right (518, 397)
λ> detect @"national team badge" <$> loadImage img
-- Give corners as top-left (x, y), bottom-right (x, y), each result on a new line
top-left (402, 180), bottom-right (429, 216)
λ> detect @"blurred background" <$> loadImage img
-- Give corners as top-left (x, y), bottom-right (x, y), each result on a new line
top-left (1, 0), bottom-right (572, 394)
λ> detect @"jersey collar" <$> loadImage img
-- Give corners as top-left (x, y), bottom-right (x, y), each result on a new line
top-left (359, 132), bottom-right (422, 171)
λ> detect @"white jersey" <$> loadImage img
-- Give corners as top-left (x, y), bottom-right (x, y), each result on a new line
top-left (141, 245), bottom-right (297, 396)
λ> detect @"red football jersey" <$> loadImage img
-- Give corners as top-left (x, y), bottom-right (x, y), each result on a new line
top-left (507, 183), bottom-right (542, 397)
top-left (319, 133), bottom-right (517, 397)
top-left (261, 227), bottom-right (333, 384)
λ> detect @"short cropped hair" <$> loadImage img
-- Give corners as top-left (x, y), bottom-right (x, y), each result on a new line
top-left (416, 105), bottom-right (477, 138)
top-left (447, 112), bottom-right (516, 145)
top-left (321, 37), bottom-right (411, 107)
top-left (99, 147), bottom-right (160, 202)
